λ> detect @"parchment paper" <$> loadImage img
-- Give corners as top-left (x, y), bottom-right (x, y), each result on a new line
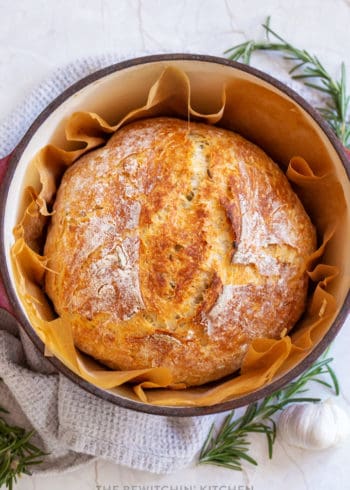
top-left (11, 66), bottom-right (348, 406)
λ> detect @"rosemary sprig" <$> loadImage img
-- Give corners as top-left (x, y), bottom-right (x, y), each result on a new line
top-left (0, 405), bottom-right (47, 490)
top-left (199, 354), bottom-right (339, 470)
top-left (225, 17), bottom-right (350, 147)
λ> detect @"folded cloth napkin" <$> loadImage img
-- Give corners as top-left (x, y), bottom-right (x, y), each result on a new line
top-left (0, 53), bottom-right (215, 475)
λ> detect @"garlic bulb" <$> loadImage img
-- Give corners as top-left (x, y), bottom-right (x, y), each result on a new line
top-left (278, 398), bottom-right (350, 450)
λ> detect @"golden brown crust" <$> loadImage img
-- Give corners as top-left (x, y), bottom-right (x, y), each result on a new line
top-left (44, 117), bottom-right (316, 386)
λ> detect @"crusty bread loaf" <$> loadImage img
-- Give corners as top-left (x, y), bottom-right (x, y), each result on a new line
top-left (44, 117), bottom-right (316, 386)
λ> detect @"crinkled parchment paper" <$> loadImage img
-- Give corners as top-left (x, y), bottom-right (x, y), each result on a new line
top-left (11, 66), bottom-right (349, 406)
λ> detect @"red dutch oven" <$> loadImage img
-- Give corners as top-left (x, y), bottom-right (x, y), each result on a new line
top-left (0, 54), bottom-right (349, 416)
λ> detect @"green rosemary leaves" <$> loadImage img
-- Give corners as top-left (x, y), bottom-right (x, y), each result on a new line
top-left (199, 355), bottom-right (339, 470)
top-left (0, 406), bottom-right (47, 490)
top-left (225, 17), bottom-right (350, 147)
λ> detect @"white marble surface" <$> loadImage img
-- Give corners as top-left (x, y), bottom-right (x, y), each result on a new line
top-left (1, 1), bottom-right (350, 489)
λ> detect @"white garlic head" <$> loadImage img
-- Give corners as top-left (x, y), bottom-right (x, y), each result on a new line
top-left (278, 398), bottom-right (350, 450)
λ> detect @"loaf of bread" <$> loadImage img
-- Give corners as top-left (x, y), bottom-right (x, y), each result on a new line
top-left (44, 117), bottom-right (316, 386)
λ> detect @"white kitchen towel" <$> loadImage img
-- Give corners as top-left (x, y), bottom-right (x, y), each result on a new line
top-left (0, 52), bottom-right (216, 476)
top-left (0, 51), bottom-right (323, 476)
